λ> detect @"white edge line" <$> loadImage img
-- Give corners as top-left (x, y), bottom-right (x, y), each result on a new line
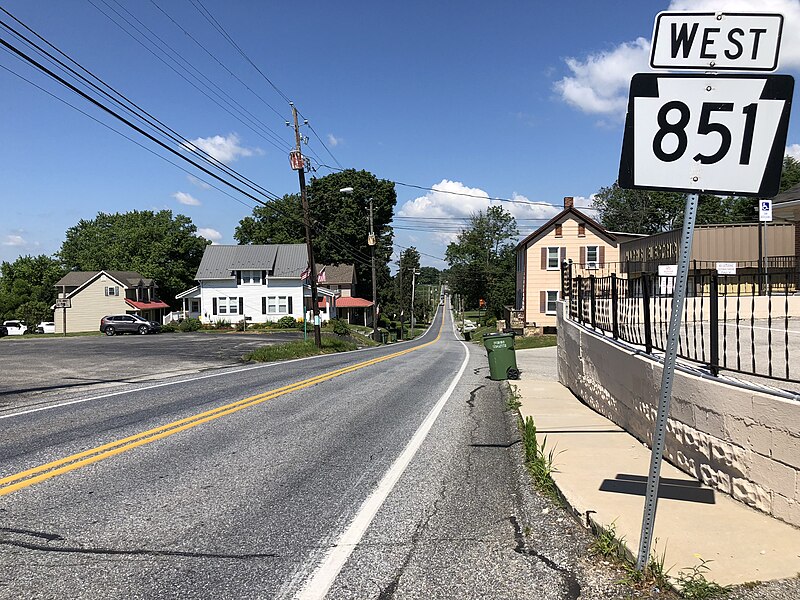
top-left (294, 302), bottom-right (469, 600)
top-left (0, 307), bottom-right (445, 422)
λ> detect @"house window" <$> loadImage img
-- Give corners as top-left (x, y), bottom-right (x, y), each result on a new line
top-left (190, 299), bottom-right (200, 313)
top-left (105, 286), bottom-right (119, 296)
top-left (578, 223), bottom-right (586, 237)
top-left (267, 296), bottom-right (289, 314)
top-left (547, 247), bottom-right (560, 270)
top-left (555, 224), bottom-right (563, 238)
top-left (217, 297), bottom-right (239, 315)
top-left (586, 245), bottom-right (599, 269)
top-left (241, 270), bottom-right (262, 285)
top-left (546, 291), bottom-right (559, 314)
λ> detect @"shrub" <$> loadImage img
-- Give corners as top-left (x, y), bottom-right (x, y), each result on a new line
top-left (378, 314), bottom-right (391, 329)
top-left (330, 317), bottom-right (351, 336)
top-left (214, 319), bottom-right (231, 330)
top-left (178, 317), bottom-right (202, 332)
top-left (161, 322), bottom-right (178, 333)
top-left (277, 315), bottom-right (297, 329)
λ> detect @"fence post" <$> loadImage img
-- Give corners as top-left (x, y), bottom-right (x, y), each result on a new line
top-left (577, 276), bottom-right (584, 324)
top-left (589, 274), bottom-right (596, 329)
top-left (642, 274), bottom-right (653, 354)
top-left (611, 273), bottom-right (619, 340)
top-left (709, 272), bottom-right (720, 376)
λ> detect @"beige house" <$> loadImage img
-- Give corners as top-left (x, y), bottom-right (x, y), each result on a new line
top-left (53, 271), bottom-right (168, 333)
top-left (514, 197), bottom-right (638, 331)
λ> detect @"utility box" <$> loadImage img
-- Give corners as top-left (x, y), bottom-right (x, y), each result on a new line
top-left (483, 332), bottom-right (520, 380)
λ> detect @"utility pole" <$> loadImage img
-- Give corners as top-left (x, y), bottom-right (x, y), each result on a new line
top-left (398, 257), bottom-right (404, 341)
top-left (368, 199), bottom-right (379, 342)
top-left (410, 268), bottom-right (420, 336)
top-left (290, 103), bottom-right (321, 348)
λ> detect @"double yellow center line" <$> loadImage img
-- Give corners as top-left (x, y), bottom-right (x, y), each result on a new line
top-left (0, 319), bottom-right (444, 497)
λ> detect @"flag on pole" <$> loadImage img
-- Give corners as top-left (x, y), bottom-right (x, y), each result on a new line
top-left (317, 266), bottom-right (326, 284)
top-left (300, 265), bottom-right (311, 281)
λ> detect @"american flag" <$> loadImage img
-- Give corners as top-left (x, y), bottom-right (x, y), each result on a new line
top-left (317, 266), bottom-right (326, 283)
top-left (300, 265), bottom-right (311, 281)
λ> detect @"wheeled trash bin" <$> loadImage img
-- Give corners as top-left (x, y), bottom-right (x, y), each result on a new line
top-left (483, 332), bottom-right (520, 380)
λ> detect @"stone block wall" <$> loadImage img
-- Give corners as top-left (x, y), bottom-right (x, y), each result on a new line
top-left (557, 302), bottom-right (800, 528)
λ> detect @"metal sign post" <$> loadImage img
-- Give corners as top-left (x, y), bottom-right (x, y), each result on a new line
top-left (636, 193), bottom-right (698, 570)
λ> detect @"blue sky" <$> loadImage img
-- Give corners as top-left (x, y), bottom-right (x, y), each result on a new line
top-left (2, 0), bottom-right (799, 269)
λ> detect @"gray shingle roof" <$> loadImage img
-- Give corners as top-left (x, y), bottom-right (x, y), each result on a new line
top-left (195, 244), bottom-right (308, 279)
top-left (54, 270), bottom-right (154, 289)
top-left (317, 263), bottom-right (355, 285)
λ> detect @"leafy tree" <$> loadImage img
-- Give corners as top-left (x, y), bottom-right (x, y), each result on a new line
top-left (417, 266), bottom-right (441, 286)
top-left (445, 206), bottom-right (518, 318)
top-left (391, 247), bottom-right (420, 325)
top-left (780, 156), bottom-right (800, 192)
top-left (58, 210), bottom-right (210, 305)
top-left (0, 254), bottom-right (66, 324)
top-left (234, 169), bottom-right (397, 301)
top-left (596, 156), bottom-right (800, 233)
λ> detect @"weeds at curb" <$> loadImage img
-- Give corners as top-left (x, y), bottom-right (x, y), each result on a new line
top-left (506, 384), bottom-right (522, 411)
top-left (675, 557), bottom-right (729, 599)
top-left (521, 416), bottom-right (561, 502)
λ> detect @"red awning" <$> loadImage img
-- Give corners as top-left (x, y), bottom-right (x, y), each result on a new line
top-left (335, 297), bottom-right (373, 308)
top-left (126, 299), bottom-right (170, 310)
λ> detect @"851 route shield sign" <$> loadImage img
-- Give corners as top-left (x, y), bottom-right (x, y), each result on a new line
top-left (619, 73), bottom-right (793, 197)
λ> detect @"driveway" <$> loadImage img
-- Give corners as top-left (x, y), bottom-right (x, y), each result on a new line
top-left (0, 331), bottom-right (305, 408)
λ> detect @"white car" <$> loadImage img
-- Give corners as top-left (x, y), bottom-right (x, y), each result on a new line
top-left (3, 320), bottom-right (28, 335)
top-left (36, 321), bottom-right (56, 334)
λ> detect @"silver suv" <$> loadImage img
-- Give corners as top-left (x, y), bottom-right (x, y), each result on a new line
top-left (100, 314), bottom-right (161, 336)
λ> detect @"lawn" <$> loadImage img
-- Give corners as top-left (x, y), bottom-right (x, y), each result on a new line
top-left (244, 337), bottom-right (359, 362)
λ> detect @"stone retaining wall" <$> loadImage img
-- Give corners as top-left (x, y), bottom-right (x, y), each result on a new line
top-left (557, 302), bottom-right (800, 528)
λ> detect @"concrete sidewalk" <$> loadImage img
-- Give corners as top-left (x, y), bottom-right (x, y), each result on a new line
top-left (513, 346), bottom-right (800, 587)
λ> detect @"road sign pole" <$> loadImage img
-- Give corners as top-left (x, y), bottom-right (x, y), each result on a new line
top-left (636, 192), bottom-right (699, 571)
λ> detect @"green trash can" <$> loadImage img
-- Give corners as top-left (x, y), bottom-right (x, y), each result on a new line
top-left (483, 332), bottom-right (520, 381)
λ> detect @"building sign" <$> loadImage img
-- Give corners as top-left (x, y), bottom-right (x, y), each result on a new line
top-left (716, 262), bottom-right (737, 274)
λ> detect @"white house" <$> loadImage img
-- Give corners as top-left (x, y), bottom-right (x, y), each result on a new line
top-left (176, 244), bottom-right (345, 325)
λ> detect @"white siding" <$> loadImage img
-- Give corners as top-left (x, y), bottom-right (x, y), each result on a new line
top-left (55, 275), bottom-right (129, 333)
top-left (198, 278), bottom-right (304, 324)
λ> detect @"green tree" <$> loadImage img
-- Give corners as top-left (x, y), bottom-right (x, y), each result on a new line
top-left (0, 254), bottom-right (66, 324)
top-left (596, 156), bottom-right (800, 233)
top-left (58, 210), bottom-right (210, 305)
top-left (779, 155), bottom-right (800, 192)
top-left (234, 169), bottom-right (397, 301)
top-left (394, 247), bottom-right (420, 325)
top-left (417, 266), bottom-right (441, 286)
top-left (445, 206), bottom-right (518, 318)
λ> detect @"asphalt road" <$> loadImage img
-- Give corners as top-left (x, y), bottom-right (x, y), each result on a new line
top-left (0, 330), bottom-right (306, 408)
top-left (0, 303), bottom-right (629, 599)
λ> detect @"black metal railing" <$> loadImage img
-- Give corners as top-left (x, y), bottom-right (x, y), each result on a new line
top-left (563, 261), bottom-right (800, 384)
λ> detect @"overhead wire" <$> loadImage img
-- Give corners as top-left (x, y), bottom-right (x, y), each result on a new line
top-left (185, 0), bottom-right (345, 171)
top-left (86, 0), bottom-right (291, 154)
top-left (0, 9), bottom-right (376, 269)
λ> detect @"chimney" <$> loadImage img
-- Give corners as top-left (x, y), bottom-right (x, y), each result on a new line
top-left (563, 196), bottom-right (574, 209)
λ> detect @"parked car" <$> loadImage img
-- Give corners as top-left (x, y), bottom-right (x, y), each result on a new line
top-left (0, 324), bottom-right (7, 337)
top-left (35, 321), bottom-right (56, 334)
top-left (2, 320), bottom-right (28, 335)
top-left (100, 314), bottom-right (162, 336)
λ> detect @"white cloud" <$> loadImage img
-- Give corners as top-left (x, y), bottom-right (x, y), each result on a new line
top-left (555, 0), bottom-right (800, 117)
top-left (198, 228), bottom-right (222, 243)
top-left (787, 144), bottom-right (800, 160)
top-left (2, 234), bottom-right (26, 246)
top-left (183, 133), bottom-right (259, 164)
top-left (327, 133), bottom-right (342, 147)
top-left (187, 175), bottom-right (210, 189)
top-left (554, 38), bottom-right (650, 117)
top-left (172, 191), bottom-right (201, 206)
top-left (397, 180), bottom-right (562, 243)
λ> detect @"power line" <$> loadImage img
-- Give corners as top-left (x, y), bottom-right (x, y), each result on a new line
top-left (313, 162), bottom-right (597, 211)
top-left (86, 0), bottom-right (291, 154)
top-left (186, 0), bottom-right (345, 172)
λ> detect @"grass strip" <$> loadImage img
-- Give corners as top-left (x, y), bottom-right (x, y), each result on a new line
top-left (244, 337), bottom-right (358, 362)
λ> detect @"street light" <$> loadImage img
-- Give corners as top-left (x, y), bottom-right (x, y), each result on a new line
top-left (339, 187), bottom-right (380, 342)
